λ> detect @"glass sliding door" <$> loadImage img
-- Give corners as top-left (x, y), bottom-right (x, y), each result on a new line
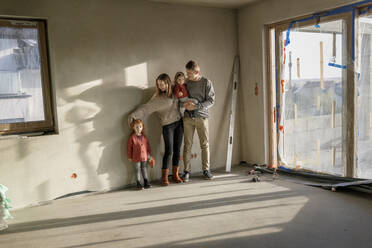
top-left (276, 18), bottom-right (349, 176)
top-left (357, 12), bottom-right (372, 179)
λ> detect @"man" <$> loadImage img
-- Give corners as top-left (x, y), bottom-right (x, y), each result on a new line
top-left (182, 60), bottom-right (215, 182)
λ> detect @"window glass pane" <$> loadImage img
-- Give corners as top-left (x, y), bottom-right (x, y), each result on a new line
top-left (357, 14), bottom-right (372, 179)
top-left (279, 19), bottom-right (346, 176)
top-left (0, 26), bottom-right (45, 124)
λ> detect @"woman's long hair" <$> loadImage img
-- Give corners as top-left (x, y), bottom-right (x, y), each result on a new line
top-left (155, 73), bottom-right (173, 97)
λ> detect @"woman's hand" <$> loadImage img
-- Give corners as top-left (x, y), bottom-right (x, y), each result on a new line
top-left (128, 158), bottom-right (132, 162)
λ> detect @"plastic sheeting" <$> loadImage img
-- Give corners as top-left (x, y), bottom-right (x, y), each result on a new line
top-left (275, 2), bottom-right (372, 179)
top-left (277, 19), bottom-right (348, 176)
top-left (357, 14), bottom-right (372, 179)
top-left (0, 25), bottom-right (45, 124)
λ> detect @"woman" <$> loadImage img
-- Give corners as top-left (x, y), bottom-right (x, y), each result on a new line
top-left (128, 73), bottom-right (183, 186)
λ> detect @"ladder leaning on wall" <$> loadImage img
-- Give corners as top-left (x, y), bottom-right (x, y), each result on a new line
top-left (226, 56), bottom-right (240, 172)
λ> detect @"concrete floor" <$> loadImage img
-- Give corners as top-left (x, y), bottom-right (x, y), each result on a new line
top-left (1, 166), bottom-right (372, 248)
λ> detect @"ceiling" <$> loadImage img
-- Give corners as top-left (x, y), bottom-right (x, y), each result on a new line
top-left (148, 0), bottom-right (263, 9)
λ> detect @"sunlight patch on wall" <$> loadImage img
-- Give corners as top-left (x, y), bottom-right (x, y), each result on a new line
top-left (124, 62), bottom-right (148, 89)
top-left (64, 79), bottom-right (103, 97)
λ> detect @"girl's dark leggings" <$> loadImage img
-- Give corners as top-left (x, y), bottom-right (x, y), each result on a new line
top-left (162, 119), bottom-right (184, 169)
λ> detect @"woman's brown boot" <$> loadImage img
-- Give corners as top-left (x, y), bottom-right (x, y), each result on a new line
top-left (172, 166), bottom-right (183, 183)
top-left (162, 169), bottom-right (169, 186)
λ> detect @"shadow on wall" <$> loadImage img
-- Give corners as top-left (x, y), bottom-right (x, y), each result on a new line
top-left (62, 63), bottom-right (163, 191)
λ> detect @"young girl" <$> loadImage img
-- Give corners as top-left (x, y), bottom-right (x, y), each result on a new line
top-left (127, 119), bottom-right (153, 190)
top-left (173, 72), bottom-right (198, 116)
top-left (0, 184), bottom-right (12, 230)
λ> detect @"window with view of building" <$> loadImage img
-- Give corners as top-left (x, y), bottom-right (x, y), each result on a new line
top-left (0, 18), bottom-right (54, 135)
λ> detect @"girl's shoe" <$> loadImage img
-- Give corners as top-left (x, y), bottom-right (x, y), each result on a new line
top-left (144, 179), bottom-right (152, 189)
top-left (137, 181), bottom-right (144, 190)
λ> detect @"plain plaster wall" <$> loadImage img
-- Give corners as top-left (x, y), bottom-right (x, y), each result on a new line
top-left (0, 0), bottom-right (239, 208)
top-left (238, 0), bottom-right (360, 165)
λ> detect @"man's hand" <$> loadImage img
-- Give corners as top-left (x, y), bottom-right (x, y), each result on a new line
top-left (128, 158), bottom-right (132, 162)
top-left (184, 101), bottom-right (196, 111)
top-left (178, 92), bottom-right (183, 97)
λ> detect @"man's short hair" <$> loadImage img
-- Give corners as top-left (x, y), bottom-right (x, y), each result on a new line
top-left (185, 60), bottom-right (199, 71)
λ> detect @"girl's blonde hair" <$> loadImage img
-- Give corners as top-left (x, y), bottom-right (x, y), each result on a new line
top-left (174, 71), bottom-right (185, 85)
top-left (130, 119), bottom-right (145, 135)
top-left (155, 73), bottom-right (173, 97)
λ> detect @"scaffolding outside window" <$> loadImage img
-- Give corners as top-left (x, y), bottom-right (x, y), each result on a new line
top-left (0, 19), bottom-right (54, 135)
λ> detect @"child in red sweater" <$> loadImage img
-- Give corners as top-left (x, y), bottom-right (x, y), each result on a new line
top-left (173, 72), bottom-right (198, 116)
top-left (127, 119), bottom-right (154, 190)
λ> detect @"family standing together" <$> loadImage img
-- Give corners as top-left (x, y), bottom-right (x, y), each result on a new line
top-left (127, 60), bottom-right (215, 189)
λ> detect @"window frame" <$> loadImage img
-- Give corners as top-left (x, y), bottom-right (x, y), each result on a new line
top-left (0, 18), bottom-right (55, 135)
top-left (265, 11), bottom-right (357, 177)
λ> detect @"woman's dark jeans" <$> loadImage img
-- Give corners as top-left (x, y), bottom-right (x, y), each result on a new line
top-left (162, 119), bottom-right (184, 169)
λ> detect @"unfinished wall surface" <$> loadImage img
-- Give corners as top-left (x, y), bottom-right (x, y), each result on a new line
top-left (238, 0), bottom-right (359, 164)
top-left (0, 0), bottom-right (238, 208)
